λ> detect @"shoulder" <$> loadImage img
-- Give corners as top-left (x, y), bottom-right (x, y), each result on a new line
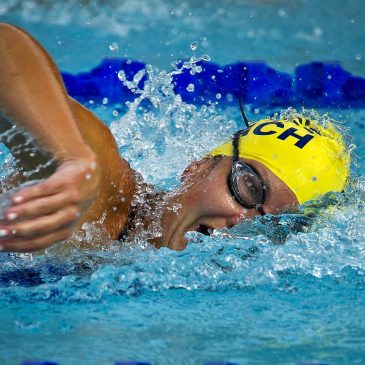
top-left (69, 98), bottom-right (137, 237)
top-left (69, 96), bottom-right (136, 188)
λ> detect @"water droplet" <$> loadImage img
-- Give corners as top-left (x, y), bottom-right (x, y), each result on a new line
top-left (216, 93), bottom-right (222, 100)
top-left (102, 97), bottom-right (109, 105)
top-left (109, 42), bottom-right (119, 51)
top-left (356, 54), bottom-right (362, 61)
top-left (187, 84), bottom-right (195, 92)
top-left (112, 109), bottom-right (119, 117)
top-left (278, 9), bottom-right (287, 17)
top-left (82, 222), bottom-right (90, 231)
top-left (117, 70), bottom-right (126, 81)
top-left (190, 41), bottom-right (198, 51)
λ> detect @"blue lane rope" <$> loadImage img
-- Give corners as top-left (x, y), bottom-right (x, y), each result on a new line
top-left (61, 59), bottom-right (365, 108)
top-left (20, 361), bottom-right (330, 365)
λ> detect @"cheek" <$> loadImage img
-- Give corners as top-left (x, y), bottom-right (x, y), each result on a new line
top-left (198, 176), bottom-right (239, 215)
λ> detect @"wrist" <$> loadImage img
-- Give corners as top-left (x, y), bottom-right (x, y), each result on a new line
top-left (58, 145), bottom-right (97, 166)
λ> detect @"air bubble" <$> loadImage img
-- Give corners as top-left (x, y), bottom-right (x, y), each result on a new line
top-left (216, 93), bottom-right (222, 100)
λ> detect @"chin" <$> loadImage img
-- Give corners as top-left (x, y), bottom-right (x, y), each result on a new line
top-left (167, 236), bottom-right (188, 251)
top-left (149, 232), bottom-right (188, 251)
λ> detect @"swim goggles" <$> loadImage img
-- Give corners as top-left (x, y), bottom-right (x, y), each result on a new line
top-left (227, 100), bottom-right (266, 216)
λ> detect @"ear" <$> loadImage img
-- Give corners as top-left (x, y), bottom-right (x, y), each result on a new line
top-left (181, 158), bottom-right (211, 182)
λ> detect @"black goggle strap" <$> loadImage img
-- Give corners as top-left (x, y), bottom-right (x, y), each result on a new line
top-left (232, 130), bottom-right (242, 162)
top-left (238, 97), bottom-right (250, 129)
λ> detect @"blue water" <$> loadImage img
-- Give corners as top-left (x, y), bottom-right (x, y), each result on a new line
top-left (1, 1), bottom-right (365, 365)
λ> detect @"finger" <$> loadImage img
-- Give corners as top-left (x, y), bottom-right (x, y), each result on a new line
top-left (11, 179), bottom-right (63, 205)
top-left (0, 227), bottom-right (72, 253)
top-left (0, 206), bottom-right (79, 238)
top-left (3, 190), bottom-right (76, 222)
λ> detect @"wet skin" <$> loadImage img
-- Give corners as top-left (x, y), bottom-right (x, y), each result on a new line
top-left (0, 23), bottom-right (298, 253)
top-left (152, 156), bottom-right (298, 251)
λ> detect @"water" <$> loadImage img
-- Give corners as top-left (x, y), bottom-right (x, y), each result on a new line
top-left (1, 1), bottom-right (365, 364)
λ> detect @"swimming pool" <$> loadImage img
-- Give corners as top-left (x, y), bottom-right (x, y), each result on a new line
top-left (1, 1), bottom-right (365, 364)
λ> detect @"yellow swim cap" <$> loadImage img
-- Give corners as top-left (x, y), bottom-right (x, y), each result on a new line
top-left (208, 117), bottom-right (350, 204)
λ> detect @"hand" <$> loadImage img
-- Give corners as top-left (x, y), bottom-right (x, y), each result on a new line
top-left (0, 155), bottom-right (101, 252)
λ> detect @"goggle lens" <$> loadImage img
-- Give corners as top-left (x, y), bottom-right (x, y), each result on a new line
top-left (229, 161), bottom-right (266, 209)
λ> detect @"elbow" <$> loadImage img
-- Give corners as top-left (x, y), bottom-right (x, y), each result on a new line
top-left (0, 23), bottom-right (32, 52)
top-left (0, 22), bottom-right (20, 39)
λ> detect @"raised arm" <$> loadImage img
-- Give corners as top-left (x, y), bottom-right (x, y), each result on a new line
top-left (0, 23), bottom-right (101, 252)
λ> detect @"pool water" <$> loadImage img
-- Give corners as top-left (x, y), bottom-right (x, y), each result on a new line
top-left (1, 1), bottom-right (365, 364)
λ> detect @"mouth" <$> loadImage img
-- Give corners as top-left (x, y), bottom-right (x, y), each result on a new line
top-left (195, 224), bottom-right (214, 236)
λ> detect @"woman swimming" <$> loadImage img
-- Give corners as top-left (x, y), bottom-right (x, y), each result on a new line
top-left (0, 23), bottom-right (350, 253)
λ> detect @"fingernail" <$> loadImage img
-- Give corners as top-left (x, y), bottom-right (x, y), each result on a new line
top-left (13, 196), bottom-right (23, 203)
top-left (0, 229), bottom-right (8, 237)
top-left (6, 212), bottom-right (18, 221)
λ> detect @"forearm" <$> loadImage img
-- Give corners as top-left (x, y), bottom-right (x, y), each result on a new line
top-left (0, 23), bottom-right (94, 163)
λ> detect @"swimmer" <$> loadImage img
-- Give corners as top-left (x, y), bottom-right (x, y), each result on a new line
top-left (0, 23), bottom-right (350, 252)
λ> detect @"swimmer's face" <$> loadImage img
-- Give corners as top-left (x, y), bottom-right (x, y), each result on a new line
top-left (157, 156), bottom-right (298, 250)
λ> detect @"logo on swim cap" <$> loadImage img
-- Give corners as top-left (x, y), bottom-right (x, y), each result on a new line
top-left (208, 117), bottom-right (350, 204)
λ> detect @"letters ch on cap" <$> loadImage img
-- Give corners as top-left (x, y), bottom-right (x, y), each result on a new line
top-left (252, 121), bottom-right (314, 149)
